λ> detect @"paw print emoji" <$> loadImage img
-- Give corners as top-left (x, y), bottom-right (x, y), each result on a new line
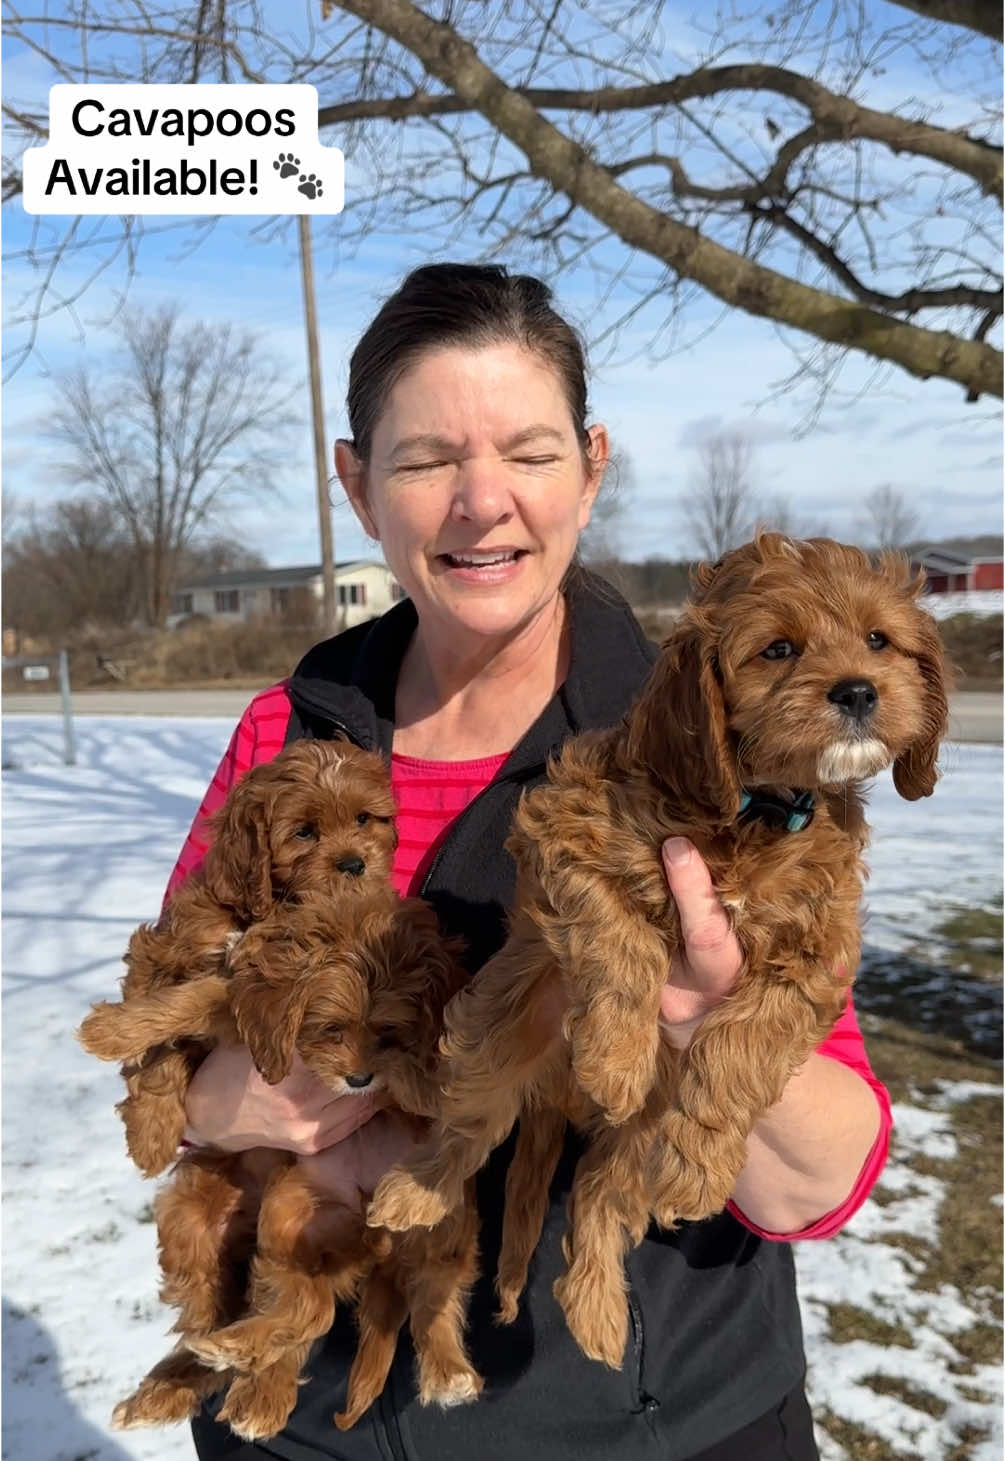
top-left (297, 174), bottom-right (323, 200)
top-left (273, 153), bottom-right (300, 179)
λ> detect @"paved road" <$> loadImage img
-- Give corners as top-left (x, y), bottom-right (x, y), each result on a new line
top-left (3, 688), bottom-right (1001, 744)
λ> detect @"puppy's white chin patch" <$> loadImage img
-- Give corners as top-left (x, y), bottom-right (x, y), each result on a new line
top-left (817, 738), bottom-right (890, 783)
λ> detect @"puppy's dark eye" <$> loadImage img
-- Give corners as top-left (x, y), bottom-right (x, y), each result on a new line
top-left (761, 640), bottom-right (798, 660)
top-left (327, 1027), bottom-right (344, 1045)
top-left (867, 631), bottom-right (889, 651)
top-left (356, 812), bottom-right (370, 826)
top-left (294, 823), bottom-right (318, 841)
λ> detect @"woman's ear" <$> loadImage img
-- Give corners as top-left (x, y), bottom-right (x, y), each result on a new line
top-left (335, 438), bottom-right (378, 540)
top-left (578, 423), bottom-right (610, 529)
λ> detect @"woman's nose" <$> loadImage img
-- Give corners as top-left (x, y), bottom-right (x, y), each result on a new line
top-left (450, 460), bottom-right (514, 525)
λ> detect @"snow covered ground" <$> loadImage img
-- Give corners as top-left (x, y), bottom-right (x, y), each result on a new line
top-left (920, 590), bottom-right (1002, 621)
top-left (2, 715), bottom-right (1001, 1461)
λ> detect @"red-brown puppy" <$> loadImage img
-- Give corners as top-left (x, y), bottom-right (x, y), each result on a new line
top-left (367, 535), bottom-right (949, 1368)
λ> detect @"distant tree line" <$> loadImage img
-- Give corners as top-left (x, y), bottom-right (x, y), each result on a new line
top-left (2, 493), bottom-right (268, 651)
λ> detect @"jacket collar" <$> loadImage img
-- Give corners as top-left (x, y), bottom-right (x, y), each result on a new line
top-left (287, 567), bottom-right (658, 772)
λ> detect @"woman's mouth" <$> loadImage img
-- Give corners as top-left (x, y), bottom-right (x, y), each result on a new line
top-left (440, 549), bottom-right (526, 568)
top-left (437, 548), bottom-right (528, 581)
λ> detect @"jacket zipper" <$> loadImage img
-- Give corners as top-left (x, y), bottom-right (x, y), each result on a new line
top-left (628, 1292), bottom-right (660, 1417)
top-left (376, 1372), bottom-right (409, 1461)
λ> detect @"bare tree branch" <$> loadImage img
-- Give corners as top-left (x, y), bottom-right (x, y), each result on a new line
top-left (746, 201), bottom-right (1003, 315)
top-left (4, 0), bottom-right (1001, 402)
top-left (314, 66), bottom-right (1001, 197)
top-left (331, 0), bottom-right (1003, 399)
top-left (885, 0), bottom-right (1002, 43)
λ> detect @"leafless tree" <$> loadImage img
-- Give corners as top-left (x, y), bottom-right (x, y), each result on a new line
top-left (858, 483), bottom-right (923, 549)
top-left (753, 492), bottom-right (830, 539)
top-left (45, 305), bottom-right (297, 627)
top-left (2, 494), bottom-right (142, 641)
top-left (685, 431), bottom-right (757, 559)
top-left (580, 445), bottom-right (636, 565)
top-left (4, 0), bottom-right (1002, 400)
top-left (179, 536), bottom-right (268, 581)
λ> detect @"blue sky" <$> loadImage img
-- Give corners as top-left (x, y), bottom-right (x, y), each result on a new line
top-left (3, 1), bottom-right (1001, 566)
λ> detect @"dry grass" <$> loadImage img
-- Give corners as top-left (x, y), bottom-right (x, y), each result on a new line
top-left (6, 606), bottom-right (997, 694)
top-left (939, 613), bottom-right (1003, 692)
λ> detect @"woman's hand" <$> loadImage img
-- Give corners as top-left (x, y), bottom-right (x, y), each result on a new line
top-left (659, 837), bottom-right (743, 1049)
top-left (297, 1110), bottom-right (431, 1213)
top-left (184, 1044), bottom-right (385, 1155)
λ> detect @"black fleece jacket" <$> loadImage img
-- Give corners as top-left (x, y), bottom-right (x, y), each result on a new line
top-left (194, 570), bottom-right (807, 1461)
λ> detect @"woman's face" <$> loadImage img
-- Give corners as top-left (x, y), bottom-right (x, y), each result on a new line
top-left (336, 343), bottom-right (608, 650)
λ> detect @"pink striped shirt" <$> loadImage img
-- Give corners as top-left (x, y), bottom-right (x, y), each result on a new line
top-left (390, 751), bottom-right (509, 897)
top-left (165, 680), bottom-right (892, 1241)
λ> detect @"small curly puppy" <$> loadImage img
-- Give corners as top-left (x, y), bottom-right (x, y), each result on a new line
top-left (78, 739), bottom-right (397, 1175)
top-left (114, 890), bottom-right (480, 1441)
top-left (367, 535), bottom-right (949, 1368)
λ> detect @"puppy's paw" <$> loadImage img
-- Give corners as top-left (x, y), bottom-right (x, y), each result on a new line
top-left (568, 1011), bottom-right (656, 1125)
top-left (494, 1290), bottom-right (520, 1325)
top-left (186, 1319), bottom-right (282, 1374)
top-left (111, 1357), bottom-right (223, 1428)
top-left (78, 1003), bottom-right (139, 1061)
top-left (367, 1170), bottom-right (451, 1232)
top-left (122, 1120), bottom-right (179, 1179)
top-left (419, 1362), bottom-right (483, 1409)
top-left (217, 1373), bottom-right (297, 1441)
top-left (553, 1271), bottom-right (628, 1369)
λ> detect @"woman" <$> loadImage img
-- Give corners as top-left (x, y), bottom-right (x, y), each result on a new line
top-left (177, 263), bottom-right (890, 1461)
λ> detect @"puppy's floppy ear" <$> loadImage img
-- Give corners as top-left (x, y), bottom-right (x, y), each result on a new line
top-left (892, 607), bottom-right (950, 801)
top-left (203, 778), bottom-right (275, 921)
top-left (627, 615), bottom-right (741, 822)
top-left (229, 946), bottom-right (311, 1085)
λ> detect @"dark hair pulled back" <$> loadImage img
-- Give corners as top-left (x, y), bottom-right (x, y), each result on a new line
top-left (346, 263), bottom-right (591, 460)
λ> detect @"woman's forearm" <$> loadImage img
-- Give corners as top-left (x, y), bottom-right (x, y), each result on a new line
top-left (728, 1053), bottom-right (882, 1235)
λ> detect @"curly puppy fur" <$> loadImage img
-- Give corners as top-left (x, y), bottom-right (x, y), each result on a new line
top-left (367, 534), bottom-right (949, 1368)
top-left (116, 890), bottom-right (482, 1441)
top-left (78, 739), bottom-right (397, 1176)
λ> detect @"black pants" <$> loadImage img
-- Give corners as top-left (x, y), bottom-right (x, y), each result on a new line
top-left (192, 1384), bottom-right (820, 1461)
top-left (686, 1386), bottom-right (819, 1461)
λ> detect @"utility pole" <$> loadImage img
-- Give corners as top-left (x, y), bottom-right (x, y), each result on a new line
top-left (298, 214), bottom-right (337, 633)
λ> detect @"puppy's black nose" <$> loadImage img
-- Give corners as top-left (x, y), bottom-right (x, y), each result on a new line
top-left (345, 1072), bottom-right (373, 1089)
top-left (336, 855), bottom-right (366, 877)
top-left (828, 679), bottom-right (878, 722)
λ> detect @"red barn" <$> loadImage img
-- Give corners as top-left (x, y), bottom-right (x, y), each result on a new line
top-left (912, 547), bottom-right (1004, 595)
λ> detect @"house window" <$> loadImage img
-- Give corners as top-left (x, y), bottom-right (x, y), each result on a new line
top-left (338, 582), bottom-right (365, 606)
top-left (173, 592), bottom-right (194, 615)
top-left (214, 589), bottom-right (240, 613)
top-left (390, 582), bottom-right (407, 602)
top-left (271, 587), bottom-right (290, 614)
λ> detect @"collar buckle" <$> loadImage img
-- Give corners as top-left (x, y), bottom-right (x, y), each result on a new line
top-left (738, 789), bottom-right (815, 833)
